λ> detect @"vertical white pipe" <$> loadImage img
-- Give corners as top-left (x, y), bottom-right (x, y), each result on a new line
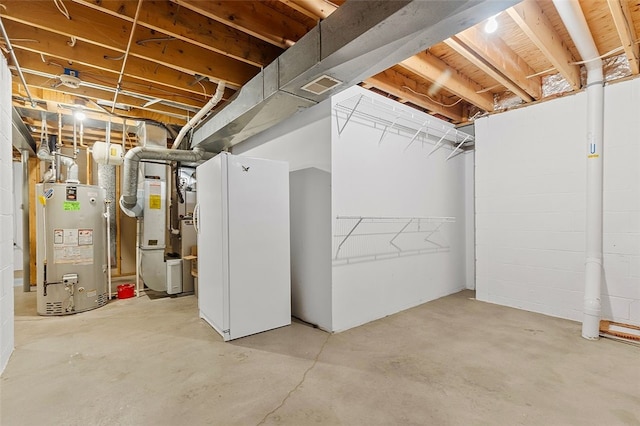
top-left (553, 0), bottom-right (604, 340)
top-left (106, 118), bottom-right (112, 166)
top-left (73, 115), bottom-right (78, 159)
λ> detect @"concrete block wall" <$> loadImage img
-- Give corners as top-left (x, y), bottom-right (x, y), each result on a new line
top-left (475, 79), bottom-right (640, 326)
top-left (0, 54), bottom-right (15, 373)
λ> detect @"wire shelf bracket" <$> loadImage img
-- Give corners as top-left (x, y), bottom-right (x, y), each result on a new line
top-left (333, 92), bottom-right (474, 156)
top-left (333, 215), bottom-right (456, 264)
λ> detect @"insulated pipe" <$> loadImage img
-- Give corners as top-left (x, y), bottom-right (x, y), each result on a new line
top-left (106, 118), bottom-right (112, 165)
top-left (73, 115), bottom-right (78, 158)
top-left (553, 0), bottom-right (604, 340)
top-left (170, 82), bottom-right (226, 150)
top-left (119, 146), bottom-right (212, 217)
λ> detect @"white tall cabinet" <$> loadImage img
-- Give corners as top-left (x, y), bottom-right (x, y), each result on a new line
top-left (196, 152), bottom-right (291, 341)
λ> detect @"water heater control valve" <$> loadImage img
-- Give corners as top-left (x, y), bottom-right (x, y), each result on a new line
top-left (62, 273), bottom-right (79, 286)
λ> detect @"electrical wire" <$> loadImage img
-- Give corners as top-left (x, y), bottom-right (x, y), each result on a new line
top-left (476, 83), bottom-right (502, 94)
top-left (136, 36), bottom-right (176, 46)
top-left (53, 0), bottom-right (71, 20)
top-left (79, 71), bottom-right (208, 103)
top-left (401, 85), bottom-right (463, 107)
top-left (196, 80), bottom-right (208, 98)
top-left (569, 46), bottom-right (623, 65)
top-left (526, 67), bottom-right (556, 79)
top-left (87, 98), bottom-right (177, 138)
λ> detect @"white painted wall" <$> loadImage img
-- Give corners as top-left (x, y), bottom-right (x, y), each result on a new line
top-left (464, 151), bottom-right (475, 290)
top-left (330, 87), bottom-right (468, 332)
top-left (475, 79), bottom-right (640, 326)
top-left (289, 168), bottom-right (332, 330)
top-left (12, 162), bottom-right (22, 271)
top-left (0, 54), bottom-right (15, 373)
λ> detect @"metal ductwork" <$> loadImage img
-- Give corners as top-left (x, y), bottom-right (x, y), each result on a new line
top-left (119, 146), bottom-right (213, 217)
top-left (12, 107), bottom-right (36, 155)
top-left (192, 0), bottom-right (518, 152)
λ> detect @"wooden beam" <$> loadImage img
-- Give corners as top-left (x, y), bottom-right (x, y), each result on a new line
top-left (3, 20), bottom-right (231, 97)
top-left (607, 0), bottom-right (640, 74)
top-left (507, 0), bottom-right (581, 90)
top-left (15, 98), bottom-right (142, 130)
top-left (172, 0), bottom-right (311, 47)
top-left (21, 119), bottom-right (131, 144)
top-left (0, 0), bottom-right (257, 87)
top-left (18, 74), bottom-right (191, 118)
top-left (277, 0), bottom-right (322, 21)
top-left (446, 27), bottom-right (542, 101)
top-left (74, 0), bottom-right (282, 67)
top-left (281, 0), bottom-right (337, 20)
top-left (1, 0), bottom-right (130, 49)
top-left (13, 50), bottom-right (212, 110)
top-left (365, 68), bottom-right (464, 123)
top-left (128, 25), bottom-right (258, 88)
top-left (13, 82), bottom-right (188, 125)
top-left (400, 52), bottom-right (495, 112)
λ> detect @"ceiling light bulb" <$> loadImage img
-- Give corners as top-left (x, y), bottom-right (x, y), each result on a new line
top-left (74, 110), bottom-right (86, 121)
top-left (484, 15), bottom-right (498, 34)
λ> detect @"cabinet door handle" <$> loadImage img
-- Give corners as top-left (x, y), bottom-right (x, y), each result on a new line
top-left (193, 203), bottom-right (200, 234)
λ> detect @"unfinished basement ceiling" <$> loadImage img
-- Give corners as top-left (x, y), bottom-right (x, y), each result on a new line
top-left (2, 0), bottom-right (639, 153)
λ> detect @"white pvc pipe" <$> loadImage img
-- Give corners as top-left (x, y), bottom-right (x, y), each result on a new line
top-left (106, 118), bottom-right (112, 165)
top-left (170, 82), bottom-right (226, 150)
top-left (553, 0), bottom-right (604, 340)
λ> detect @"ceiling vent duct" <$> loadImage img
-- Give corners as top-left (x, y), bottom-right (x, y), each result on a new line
top-left (192, 0), bottom-right (518, 153)
top-left (301, 75), bottom-right (342, 95)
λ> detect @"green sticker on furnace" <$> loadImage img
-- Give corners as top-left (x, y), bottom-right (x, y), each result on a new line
top-left (63, 201), bottom-right (80, 211)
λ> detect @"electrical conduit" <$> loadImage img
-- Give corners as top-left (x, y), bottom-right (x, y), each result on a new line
top-left (552, 0), bottom-right (604, 340)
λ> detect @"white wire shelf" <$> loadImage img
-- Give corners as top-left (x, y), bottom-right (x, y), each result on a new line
top-left (333, 93), bottom-right (473, 159)
top-left (333, 215), bottom-right (456, 265)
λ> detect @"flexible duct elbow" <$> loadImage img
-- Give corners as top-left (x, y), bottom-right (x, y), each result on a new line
top-left (119, 146), bottom-right (210, 217)
top-left (37, 144), bottom-right (54, 161)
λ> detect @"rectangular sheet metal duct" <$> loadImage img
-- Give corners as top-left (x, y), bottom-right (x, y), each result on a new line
top-left (192, 0), bottom-right (518, 152)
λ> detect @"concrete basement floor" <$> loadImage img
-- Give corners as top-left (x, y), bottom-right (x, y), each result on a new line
top-left (1, 288), bottom-right (639, 426)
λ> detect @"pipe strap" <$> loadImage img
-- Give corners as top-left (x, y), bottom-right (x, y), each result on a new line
top-left (585, 81), bottom-right (604, 89)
